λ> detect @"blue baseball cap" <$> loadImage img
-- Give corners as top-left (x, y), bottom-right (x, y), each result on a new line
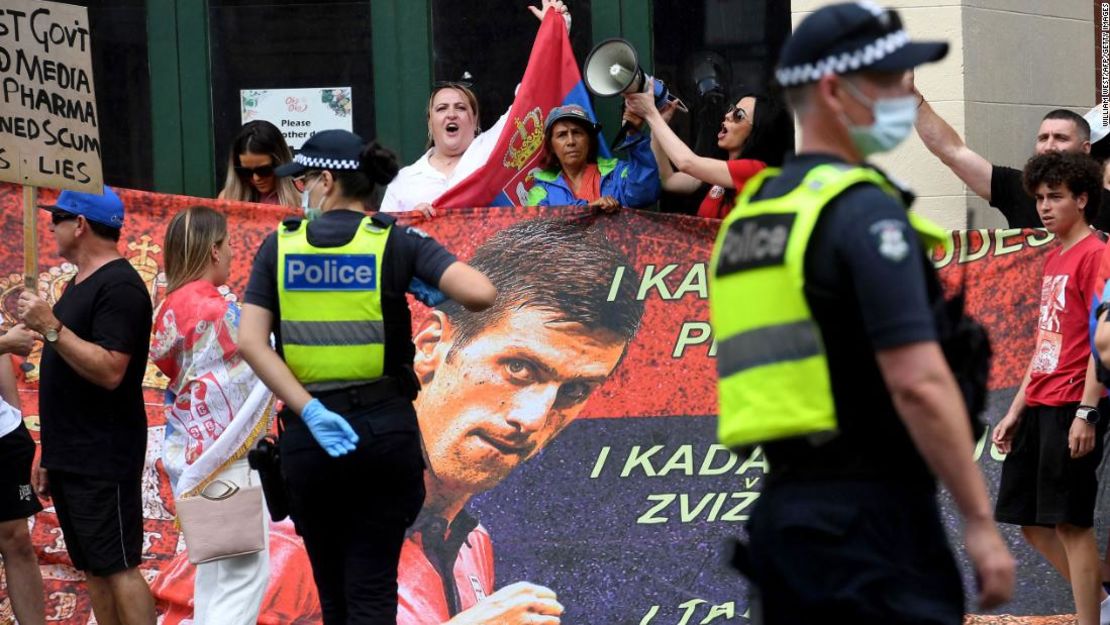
top-left (39, 185), bottom-right (125, 229)
top-left (776, 2), bottom-right (948, 88)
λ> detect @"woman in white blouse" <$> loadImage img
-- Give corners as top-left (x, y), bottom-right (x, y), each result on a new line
top-left (380, 0), bottom-right (570, 215)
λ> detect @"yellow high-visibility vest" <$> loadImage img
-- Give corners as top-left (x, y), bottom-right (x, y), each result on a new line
top-left (276, 216), bottom-right (391, 385)
top-left (709, 163), bottom-right (948, 449)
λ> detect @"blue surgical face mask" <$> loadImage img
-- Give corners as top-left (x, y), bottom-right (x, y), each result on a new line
top-left (840, 79), bottom-right (918, 158)
top-left (301, 175), bottom-right (323, 221)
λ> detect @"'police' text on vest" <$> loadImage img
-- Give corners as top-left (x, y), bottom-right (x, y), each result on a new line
top-left (715, 214), bottom-right (795, 277)
top-left (284, 254), bottom-right (377, 291)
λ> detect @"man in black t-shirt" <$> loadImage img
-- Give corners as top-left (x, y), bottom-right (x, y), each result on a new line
top-left (17, 186), bottom-right (155, 625)
top-left (914, 88), bottom-right (1110, 230)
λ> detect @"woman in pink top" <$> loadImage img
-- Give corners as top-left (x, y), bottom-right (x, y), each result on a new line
top-left (218, 120), bottom-right (301, 207)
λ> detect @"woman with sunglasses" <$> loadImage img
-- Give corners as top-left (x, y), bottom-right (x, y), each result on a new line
top-left (380, 0), bottom-right (570, 216)
top-left (218, 120), bottom-right (301, 207)
top-left (624, 81), bottom-right (793, 219)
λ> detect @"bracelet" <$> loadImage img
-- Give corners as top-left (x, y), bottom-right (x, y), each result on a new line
top-left (916, 94), bottom-right (925, 109)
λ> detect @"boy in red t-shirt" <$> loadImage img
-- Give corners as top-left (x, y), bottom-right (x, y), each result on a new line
top-left (994, 151), bottom-right (1108, 625)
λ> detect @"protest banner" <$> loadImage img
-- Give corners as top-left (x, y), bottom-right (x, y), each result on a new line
top-left (434, 10), bottom-right (605, 209)
top-left (0, 182), bottom-right (1090, 624)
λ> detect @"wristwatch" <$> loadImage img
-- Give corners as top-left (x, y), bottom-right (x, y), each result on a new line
top-left (43, 321), bottom-right (62, 344)
top-left (1077, 405), bottom-right (1101, 425)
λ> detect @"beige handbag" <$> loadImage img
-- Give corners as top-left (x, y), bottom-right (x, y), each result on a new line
top-left (175, 477), bottom-right (265, 564)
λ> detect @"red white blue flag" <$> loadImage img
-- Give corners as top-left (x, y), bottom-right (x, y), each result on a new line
top-left (435, 11), bottom-right (604, 208)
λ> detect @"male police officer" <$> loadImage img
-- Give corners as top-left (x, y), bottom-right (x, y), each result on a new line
top-left (709, 4), bottom-right (1015, 623)
top-left (238, 130), bottom-right (496, 624)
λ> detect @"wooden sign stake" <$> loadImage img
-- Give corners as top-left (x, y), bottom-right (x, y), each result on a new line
top-left (23, 185), bottom-right (37, 290)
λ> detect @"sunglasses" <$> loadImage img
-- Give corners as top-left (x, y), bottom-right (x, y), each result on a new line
top-left (725, 104), bottom-right (750, 123)
top-left (50, 211), bottom-right (79, 225)
top-left (235, 164), bottom-right (275, 178)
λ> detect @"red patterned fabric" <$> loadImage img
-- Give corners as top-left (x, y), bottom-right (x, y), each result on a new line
top-left (0, 183), bottom-right (1068, 624)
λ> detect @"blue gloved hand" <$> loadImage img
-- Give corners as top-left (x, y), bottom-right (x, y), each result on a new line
top-left (408, 277), bottom-right (448, 307)
top-left (300, 399), bottom-right (359, 457)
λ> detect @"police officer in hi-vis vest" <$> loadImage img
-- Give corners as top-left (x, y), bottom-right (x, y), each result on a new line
top-left (708, 4), bottom-right (1015, 623)
top-left (238, 130), bottom-right (496, 624)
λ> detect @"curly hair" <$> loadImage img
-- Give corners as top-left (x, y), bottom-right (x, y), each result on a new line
top-left (1023, 151), bottom-right (1103, 223)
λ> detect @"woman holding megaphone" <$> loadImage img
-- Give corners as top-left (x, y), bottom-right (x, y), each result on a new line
top-left (624, 80), bottom-right (793, 219)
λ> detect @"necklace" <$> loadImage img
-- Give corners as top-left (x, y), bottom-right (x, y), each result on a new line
top-left (431, 151), bottom-right (461, 170)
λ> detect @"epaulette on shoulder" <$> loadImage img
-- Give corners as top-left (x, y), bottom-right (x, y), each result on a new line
top-left (370, 212), bottom-right (395, 227)
top-left (280, 217), bottom-right (304, 232)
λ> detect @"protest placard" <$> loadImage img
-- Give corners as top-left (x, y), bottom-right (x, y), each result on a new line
top-left (0, 0), bottom-right (101, 193)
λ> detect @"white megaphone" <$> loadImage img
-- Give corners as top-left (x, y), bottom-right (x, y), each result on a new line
top-left (584, 38), bottom-right (685, 147)
top-left (584, 38), bottom-right (652, 97)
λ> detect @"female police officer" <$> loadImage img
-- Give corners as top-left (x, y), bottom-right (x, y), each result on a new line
top-left (238, 129), bottom-right (496, 624)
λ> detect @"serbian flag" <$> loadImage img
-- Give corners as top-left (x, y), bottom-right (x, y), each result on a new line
top-left (434, 10), bottom-right (605, 208)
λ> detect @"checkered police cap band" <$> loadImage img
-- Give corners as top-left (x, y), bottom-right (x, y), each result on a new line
top-left (292, 153), bottom-right (360, 171)
top-left (775, 29), bottom-right (910, 87)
